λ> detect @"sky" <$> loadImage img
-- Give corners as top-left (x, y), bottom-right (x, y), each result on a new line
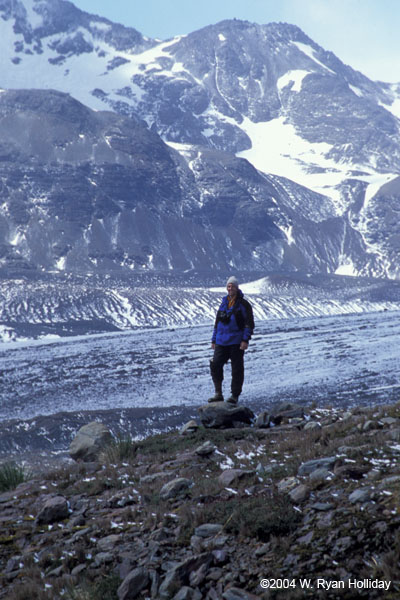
top-left (71, 0), bottom-right (400, 83)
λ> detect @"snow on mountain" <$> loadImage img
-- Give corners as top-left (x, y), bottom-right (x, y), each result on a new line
top-left (1, 87), bottom-right (372, 278)
top-left (1, 1), bottom-right (400, 279)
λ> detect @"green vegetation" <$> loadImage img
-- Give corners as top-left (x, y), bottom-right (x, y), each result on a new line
top-left (0, 462), bottom-right (30, 492)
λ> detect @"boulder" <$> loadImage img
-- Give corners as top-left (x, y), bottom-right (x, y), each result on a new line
top-left (289, 484), bottom-right (310, 503)
top-left (218, 469), bottom-right (255, 487)
top-left (195, 441), bottom-right (216, 456)
top-left (158, 553), bottom-right (212, 599)
top-left (69, 421), bottom-right (113, 462)
top-left (180, 420), bottom-right (199, 435)
top-left (160, 478), bottom-right (193, 500)
top-left (297, 456), bottom-right (339, 476)
top-left (118, 567), bottom-right (149, 600)
top-left (198, 402), bottom-right (254, 429)
top-left (348, 487), bottom-right (373, 504)
top-left (194, 523), bottom-right (223, 538)
top-left (270, 402), bottom-right (305, 424)
top-left (172, 588), bottom-right (202, 600)
top-left (36, 495), bottom-right (69, 525)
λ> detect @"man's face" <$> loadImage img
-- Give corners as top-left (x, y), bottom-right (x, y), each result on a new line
top-left (227, 283), bottom-right (237, 297)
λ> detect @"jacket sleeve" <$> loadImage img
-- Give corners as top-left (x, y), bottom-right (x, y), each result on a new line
top-left (211, 308), bottom-right (220, 343)
top-left (242, 300), bottom-right (254, 342)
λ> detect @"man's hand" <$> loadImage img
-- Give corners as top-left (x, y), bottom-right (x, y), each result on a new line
top-left (240, 341), bottom-right (248, 351)
top-left (211, 343), bottom-right (216, 350)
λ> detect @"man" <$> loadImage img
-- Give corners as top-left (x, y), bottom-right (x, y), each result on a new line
top-left (209, 276), bottom-right (255, 404)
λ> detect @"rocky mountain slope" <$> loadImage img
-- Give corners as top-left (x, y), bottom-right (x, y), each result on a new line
top-left (0, 0), bottom-right (400, 279)
top-left (0, 88), bottom-right (367, 276)
top-left (1, 401), bottom-right (400, 599)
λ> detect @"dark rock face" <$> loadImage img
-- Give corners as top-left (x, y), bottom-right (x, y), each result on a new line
top-left (0, 88), bottom-right (360, 275)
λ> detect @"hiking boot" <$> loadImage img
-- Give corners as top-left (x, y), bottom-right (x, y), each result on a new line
top-left (208, 393), bottom-right (224, 403)
top-left (226, 395), bottom-right (239, 405)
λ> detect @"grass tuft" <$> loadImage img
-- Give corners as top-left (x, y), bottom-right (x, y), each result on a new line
top-left (0, 462), bottom-right (30, 492)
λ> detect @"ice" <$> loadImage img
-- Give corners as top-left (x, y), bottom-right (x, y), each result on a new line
top-left (1, 308), bottom-right (400, 423)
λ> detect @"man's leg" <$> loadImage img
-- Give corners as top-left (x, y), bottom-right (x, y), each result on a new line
top-left (228, 345), bottom-right (244, 403)
top-left (209, 345), bottom-right (230, 402)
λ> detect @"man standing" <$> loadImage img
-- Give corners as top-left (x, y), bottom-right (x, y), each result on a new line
top-left (209, 276), bottom-right (254, 404)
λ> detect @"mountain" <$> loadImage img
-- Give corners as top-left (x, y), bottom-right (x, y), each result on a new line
top-left (0, 88), bottom-right (366, 275)
top-left (0, 0), bottom-right (400, 279)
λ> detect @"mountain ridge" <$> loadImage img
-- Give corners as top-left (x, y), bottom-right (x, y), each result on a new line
top-left (1, 0), bottom-right (400, 279)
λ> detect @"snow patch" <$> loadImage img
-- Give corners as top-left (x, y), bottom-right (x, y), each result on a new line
top-left (335, 261), bottom-right (358, 277)
top-left (292, 41), bottom-right (335, 74)
top-left (277, 70), bottom-right (310, 93)
top-left (364, 173), bottom-right (398, 205)
top-left (349, 85), bottom-right (364, 97)
top-left (380, 98), bottom-right (400, 120)
top-left (237, 115), bottom-right (347, 211)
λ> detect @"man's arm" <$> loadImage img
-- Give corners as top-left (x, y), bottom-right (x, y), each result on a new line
top-left (241, 299), bottom-right (254, 343)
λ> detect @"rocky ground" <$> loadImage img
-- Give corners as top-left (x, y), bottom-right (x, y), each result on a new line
top-left (1, 401), bottom-right (400, 599)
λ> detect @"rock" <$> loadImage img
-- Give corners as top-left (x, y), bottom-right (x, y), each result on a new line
top-left (222, 588), bottom-right (260, 599)
top-left (71, 564), bottom-right (86, 576)
top-left (348, 487), bottom-right (373, 504)
top-left (172, 587), bottom-right (201, 600)
top-left (194, 523), bottom-right (223, 538)
top-left (333, 464), bottom-right (370, 480)
top-left (380, 475), bottom-right (400, 486)
top-left (362, 420), bottom-right (381, 432)
top-left (180, 420), bottom-right (199, 435)
top-left (158, 553), bottom-right (212, 599)
top-left (255, 411), bottom-right (271, 428)
top-left (160, 478), bottom-right (193, 500)
top-left (304, 421), bottom-right (322, 431)
top-left (189, 562), bottom-right (208, 587)
top-left (309, 467), bottom-right (332, 481)
top-left (385, 427), bottom-right (400, 441)
top-left (198, 403), bottom-right (254, 429)
top-left (94, 551), bottom-right (113, 566)
top-left (311, 502), bottom-right (334, 511)
top-left (277, 476), bottom-right (300, 493)
top-left (97, 534), bottom-right (120, 552)
top-left (297, 456), bottom-right (339, 476)
top-left (332, 536), bottom-right (353, 555)
top-left (380, 417), bottom-right (398, 426)
top-left (69, 422), bottom-right (113, 462)
top-left (107, 490), bottom-right (139, 508)
top-left (297, 531), bottom-right (314, 544)
top-left (140, 472), bottom-right (169, 484)
top-left (118, 567), bottom-right (149, 600)
top-left (195, 441), bottom-right (216, 457)
top-left (218, 469), bottom-right (254, 487)
top-left (271, 403), bottom-right (305, 423)
top-left (36, 495), bottom-right (69, 525)
top-left (289, 484), bottom-right (310, 503)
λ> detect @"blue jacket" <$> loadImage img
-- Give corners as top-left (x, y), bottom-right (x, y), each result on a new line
top-left (212, 289), bottom-right (254, 346)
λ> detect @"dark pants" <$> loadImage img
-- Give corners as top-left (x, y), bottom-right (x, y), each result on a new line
top-left (210, 344), bottom-right (244, 398)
